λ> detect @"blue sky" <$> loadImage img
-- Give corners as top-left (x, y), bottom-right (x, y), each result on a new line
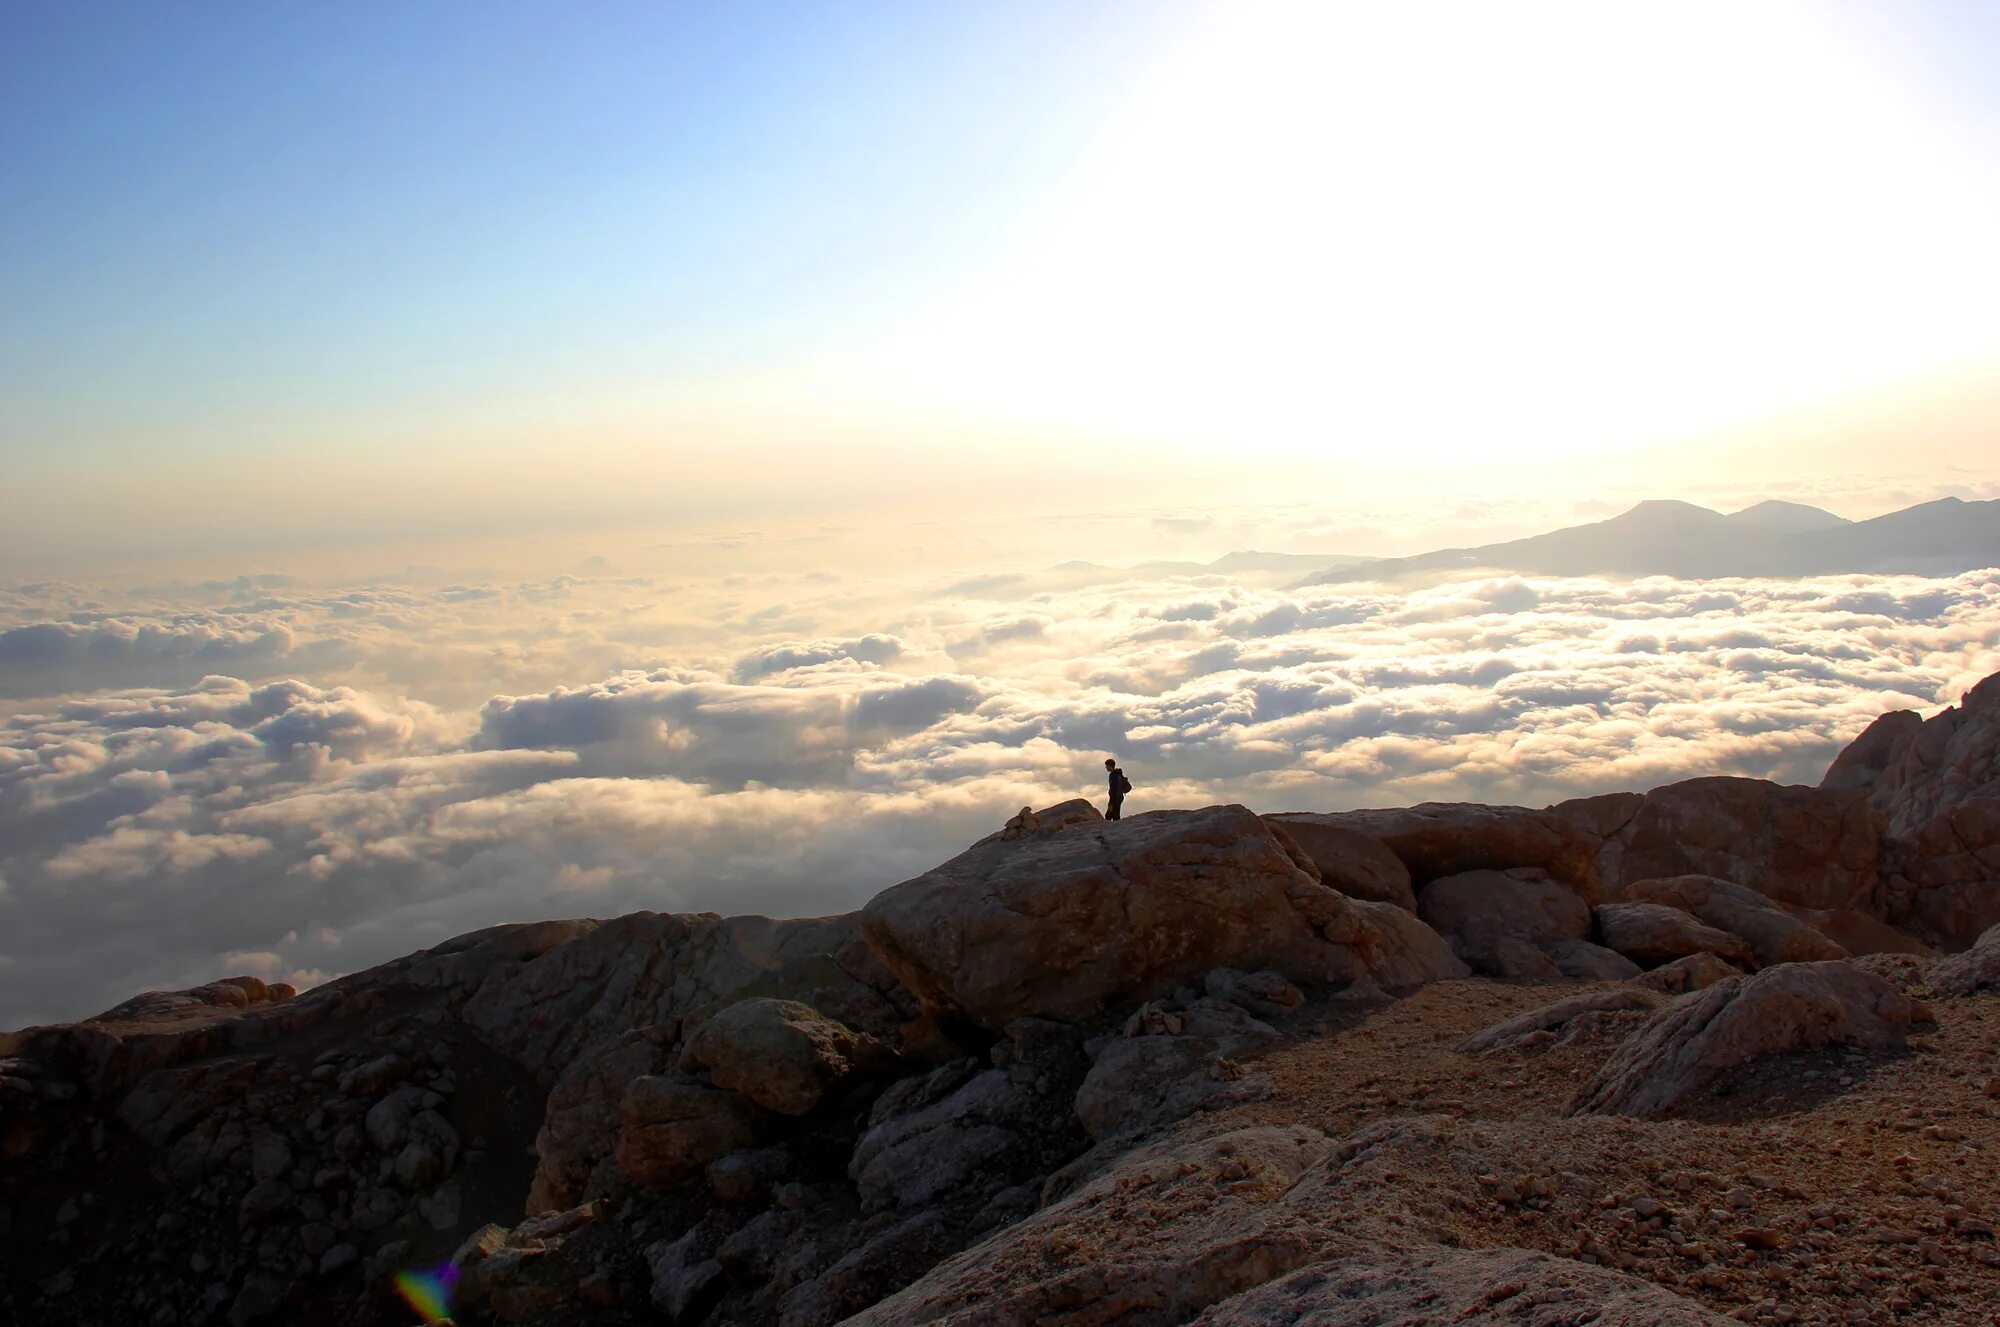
top-left (1, 2), bottom-right (1184, 462)
top-left (3, 2), bottom-right (1998, 570)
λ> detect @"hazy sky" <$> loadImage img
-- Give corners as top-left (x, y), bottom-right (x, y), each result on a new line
top-left (3, 4), bottom-right (1999, 1026)
top-left (5, 1), bottom-right (2000, 574)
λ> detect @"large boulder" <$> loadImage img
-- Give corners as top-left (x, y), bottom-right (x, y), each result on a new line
top-left (860, 805), bottom-right (1465, 1029)
top-left (1543, 939), bottom-right (1642, 981)
top-left (1553, 777), bottom-right (1879, 911)
top-left (1286, 803), bottom-right (1602, 899)
top-left (1574, 961), bottom-right (1933, 1118)
top-left (1259, 816), bottom-right (1417, 911)
top-left (683, 998), bottom-right (876, 1117)
top-left (1416, 869), bottom-right (1590, 976)
top-left (1625, 875), bottom-right (1846, 967)
top-left (1932, 921), bottom-right (2000, 996)
top-left (1593, 902), bottom-right (1755, 969)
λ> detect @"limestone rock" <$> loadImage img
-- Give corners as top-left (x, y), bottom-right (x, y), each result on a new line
top-left (1543, 939), bottom-right (1641, 981)
top-left (616, 1076), bottom-right (770, 1187)
top-left (1417, 869), bottom-right (1591, 975)
top-left (861, 804), bottom-right (1464, 1029)
top-left (1576, 961), bottom-right (1933, 1117)
top-left (988, 797), bottom-right (1102, 843)
top-left (1259, 816), bottom-right (1417, 911)
top-left (1626, 875), bottom-right (1847, 966)
top-left (1285, 803), bottom-right (1602, 899)
top-left (1932, 921), bottom-right (2000, 995)
top-left (1594, 902), bottom-right (1755, 968)
top-left (684, 998), bottom-right (873, 1117)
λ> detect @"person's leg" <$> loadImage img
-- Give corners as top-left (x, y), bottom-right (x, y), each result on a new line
top-left (1107, 798), bottom-right (1121, 821)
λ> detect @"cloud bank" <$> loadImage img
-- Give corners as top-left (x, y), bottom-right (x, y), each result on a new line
top-left (2, 563), bottom-right (1996, 1027)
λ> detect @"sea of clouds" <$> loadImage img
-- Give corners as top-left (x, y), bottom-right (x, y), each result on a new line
top-left (3, 557), bottom-right (1996, 1027)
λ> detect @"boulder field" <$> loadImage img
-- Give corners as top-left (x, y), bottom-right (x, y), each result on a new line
top-left (5, 672), bottom-right (2000, 1326)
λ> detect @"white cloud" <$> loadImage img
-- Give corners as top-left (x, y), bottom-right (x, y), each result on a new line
top-left (0, 561), bottom-right (1994, 1028)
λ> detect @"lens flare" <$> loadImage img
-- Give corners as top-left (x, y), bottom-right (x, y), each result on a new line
top-left (392, 1264), bottom-right (457, 1324)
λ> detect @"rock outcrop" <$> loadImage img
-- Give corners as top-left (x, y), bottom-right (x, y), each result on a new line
top-left (1277, 803), bottom-right (1603, 900)
top-left (861, 804), bottom-right (1465, 1029)
top-left (1575, 961), bottom-right (1933, 1118)
top-left (1554, 777), bottom-right (1881, 910)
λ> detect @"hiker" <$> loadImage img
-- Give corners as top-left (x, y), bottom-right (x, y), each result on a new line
top-left (1104, 757), bottom-right (1131, 820)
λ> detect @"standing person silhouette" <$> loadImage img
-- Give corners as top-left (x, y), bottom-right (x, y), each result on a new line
top-left (1104, 757), bottom-right (1131, 821)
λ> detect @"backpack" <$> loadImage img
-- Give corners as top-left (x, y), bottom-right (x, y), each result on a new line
top-left (1116, 771), bottom-right (1133, 796)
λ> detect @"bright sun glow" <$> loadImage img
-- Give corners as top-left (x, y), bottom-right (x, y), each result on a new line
top-left (808, 1), bottom-right (2000, 467)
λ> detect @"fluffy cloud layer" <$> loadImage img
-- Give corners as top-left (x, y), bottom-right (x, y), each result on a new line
top-left (2, 563), bottom-right (1996, 1027)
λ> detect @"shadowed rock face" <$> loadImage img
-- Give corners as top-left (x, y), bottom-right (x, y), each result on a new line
top-left (860, 803), bottom-right (1466, 1030)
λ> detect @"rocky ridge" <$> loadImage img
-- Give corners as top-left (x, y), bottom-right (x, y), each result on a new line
top-left (4, 671), bottom-right (2000, 1325)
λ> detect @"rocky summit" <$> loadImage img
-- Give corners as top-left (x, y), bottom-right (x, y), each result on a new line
top-left (7, 674), bottom-right (2000, 1327)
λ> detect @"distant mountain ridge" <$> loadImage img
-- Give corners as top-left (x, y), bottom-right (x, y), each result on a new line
top-left (1300, 496), bottom-right (2000, 584)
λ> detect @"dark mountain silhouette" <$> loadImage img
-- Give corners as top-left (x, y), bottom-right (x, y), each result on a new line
top-left (1300, 497), bottom-right (1999, 584)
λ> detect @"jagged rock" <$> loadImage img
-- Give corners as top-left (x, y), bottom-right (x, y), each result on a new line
top-left (1631, 951), bottom-right (1744, 995)
top-left (1285, 803), bottom-right (1603, 898)
top-left (1594, 902), bottom-right (1755, 969)
top-left (646, 1229), bottom-right (726, 1321)
top-left (684, 998), bottom-right (873, 1116)
top-left (1826, 673), bottom-right (2000, 833)
top-left (1821, 709), bottom-right (1925, 795)
top-left (1625, 875), bottom-right (1846, 966)
top-left (616, 1076), bottom-right (769, 1187)
top-left (1543, 939), bottom-right (1641, 981)
top-left (1259, 816), bottom-right (1418, 911)
top-left (1932, 921), bottom-right (2000, 995)
top-left (1417, 869), bottom-right (1591, 975)
top-left (1575, 961), bottom-right (1934, 1117)
top-left (1193, 1244), bottom-right (1733, 1325)
top-left (861, 804), bottom-right (1465, 1029)
top-left (1555, 777), bottom-right (1879, 910)
top-left (849, 1065), bottom-right (1037, 1209)
top-left (1457, 989), bottom-right (1660, 1054)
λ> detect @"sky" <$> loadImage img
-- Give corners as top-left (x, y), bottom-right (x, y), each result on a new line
top-left (2, 3), bottom-right (1999, 1026)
